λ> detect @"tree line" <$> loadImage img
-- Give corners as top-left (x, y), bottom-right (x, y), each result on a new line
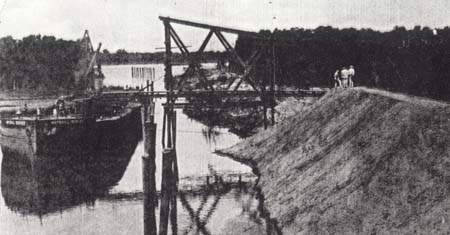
top-left (4, 27), bottom-right (450, 101)
top-left (0, 34), bottom-right (226, 94)
top-left (0, 35), bottom-right (82, 93)
top-left (235, 26), bottom-right (450, 101)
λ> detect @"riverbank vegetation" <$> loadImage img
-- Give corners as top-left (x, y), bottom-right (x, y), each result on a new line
top-left (235, 26), bottom-right (450, 101)
top-left (0, 35), bottom-right (82, 94)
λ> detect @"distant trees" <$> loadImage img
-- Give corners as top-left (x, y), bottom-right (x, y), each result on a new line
top-left (0, 35), bottom-right (82, 93)
top-left (235, 26), bottom-right (450, 101)
top-left (0, 33), bottom-right (227, 94)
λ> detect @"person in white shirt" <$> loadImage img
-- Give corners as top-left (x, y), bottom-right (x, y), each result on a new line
top-left (341, 67), bottom-right (349, 88)
top-left (348, 65), bottom-right (355, 87)
top-left (333, 70), bottom-right (341, 88)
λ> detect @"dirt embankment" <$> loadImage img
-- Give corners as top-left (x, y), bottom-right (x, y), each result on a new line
top-left (219, 88), bottom-right (450, 235)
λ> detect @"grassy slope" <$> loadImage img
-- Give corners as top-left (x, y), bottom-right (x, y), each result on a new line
top-left (220, 87), bottom-right (450, 234)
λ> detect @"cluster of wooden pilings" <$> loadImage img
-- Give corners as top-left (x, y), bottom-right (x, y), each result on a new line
top-left (141, 81), bottom-right (179, 235)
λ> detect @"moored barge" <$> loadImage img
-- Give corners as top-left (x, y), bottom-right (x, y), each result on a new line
top-left (0, 100), bottom-right (142, 161)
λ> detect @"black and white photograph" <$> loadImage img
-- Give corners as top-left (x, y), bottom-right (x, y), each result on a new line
top-left (1, 1), bottom-right (450, 234)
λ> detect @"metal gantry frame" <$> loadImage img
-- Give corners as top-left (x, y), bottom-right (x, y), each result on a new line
top-left (159, 16), bottom-right (276, 128)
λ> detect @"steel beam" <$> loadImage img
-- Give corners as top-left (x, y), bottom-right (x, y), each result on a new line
top-left (159, 16), bottom-right (259, 38)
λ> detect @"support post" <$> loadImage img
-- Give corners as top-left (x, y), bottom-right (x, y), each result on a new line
top-left (164, 20), bottom-right (173, 96)
top-left (149, 101), bottom-right (155, 124)
top-left (161, 109), bottom-right (167, 149)
top-left (159, 148), bottom-right (174, 235)
top-left (142, 107), bottom-right (157, 235)
top-left (169, 112), bottom-right (178, 234)
top-left (170, 170), bottom-right (178, 235)
top-left (171, 111), bottom-right (179, 182)
top-left (166, 108), bottom-right (172, 149)
top-left (143, 154), bottom-right (157, 235)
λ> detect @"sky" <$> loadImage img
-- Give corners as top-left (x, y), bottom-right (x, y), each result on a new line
top-left (0, 0), bottom-right (450, 52)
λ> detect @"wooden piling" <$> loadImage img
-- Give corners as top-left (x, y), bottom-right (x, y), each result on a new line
top-left (169, 111), bottom-right (178, 234)
top-left (172, 111), bottom-right (177, 148)
top-left (141, 101), bottom-right (148, 128)
top-left (167, 108), bottom-right (173, 149)
top-left (172, 111), bottom-right (179, 182)
top-left (170, 177), bottom-right (178, 235)
top-left (141, 107), bottom-right (156, 151)
top-left (143, 155), bottom-right (157, 235)
top-left (142, 106), bottom-right (157, 235)
top-left (149, 101), bottom-right (155, 124)
top-left (161, 108), bottom-right (167, 148)
top-left (159, 148), bottom-right (174, 235)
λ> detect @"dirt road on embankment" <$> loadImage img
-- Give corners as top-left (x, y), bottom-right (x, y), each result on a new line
top-left (218, 87), bottom-right (450, 235)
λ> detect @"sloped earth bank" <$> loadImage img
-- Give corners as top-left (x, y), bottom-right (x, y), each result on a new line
top-left (218, 87), bottom-right (450, 235)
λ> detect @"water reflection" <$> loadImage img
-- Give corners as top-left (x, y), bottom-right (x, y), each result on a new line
top-left (201, 127), bottom-right (221, 145)
top-left (142, 166), bottom-right (281, 235)
top-left (0, 112), bottom-right (141, 216)
top-left (184, 106), bottom-right (263, 138)
top-left (179, 190), bottom-right (224, 235)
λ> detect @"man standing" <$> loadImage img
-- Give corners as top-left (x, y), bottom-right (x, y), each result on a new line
top-left (348, 65), bottom-right (355, 87)
top-left (341, 67), bottom-right (349, 88)
top-left (334, 70), bottom-right (341, 88)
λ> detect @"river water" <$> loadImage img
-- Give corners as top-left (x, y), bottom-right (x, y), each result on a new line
top-left (0, 64), bottom-right (274, 235)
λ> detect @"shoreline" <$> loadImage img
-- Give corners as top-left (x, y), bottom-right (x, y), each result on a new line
top-left (217, 87), bottom-right (450, 234)
top-left (215, 149), bottom-right (283, 235)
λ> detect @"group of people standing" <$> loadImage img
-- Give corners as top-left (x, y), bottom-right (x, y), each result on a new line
top-left (334, 65), bottom-right (355, 88)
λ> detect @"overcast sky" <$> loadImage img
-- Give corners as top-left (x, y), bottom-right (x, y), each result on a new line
top-left (0, 0), bottom-right (449, 52)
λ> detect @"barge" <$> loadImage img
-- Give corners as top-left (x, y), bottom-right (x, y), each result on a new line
top-left (0, 99), bottom-right (142, 215)
top-left (0, 104), bottom-right (142, 215)
top-left (0, 100), bottom-right (141, 160)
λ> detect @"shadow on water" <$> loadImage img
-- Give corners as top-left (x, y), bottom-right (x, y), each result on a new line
top-left (0, 111), bottom-right (141, 216)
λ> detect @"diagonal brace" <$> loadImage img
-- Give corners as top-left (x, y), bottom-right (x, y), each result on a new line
top-left (168, 24), bottom-right (190, 56)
